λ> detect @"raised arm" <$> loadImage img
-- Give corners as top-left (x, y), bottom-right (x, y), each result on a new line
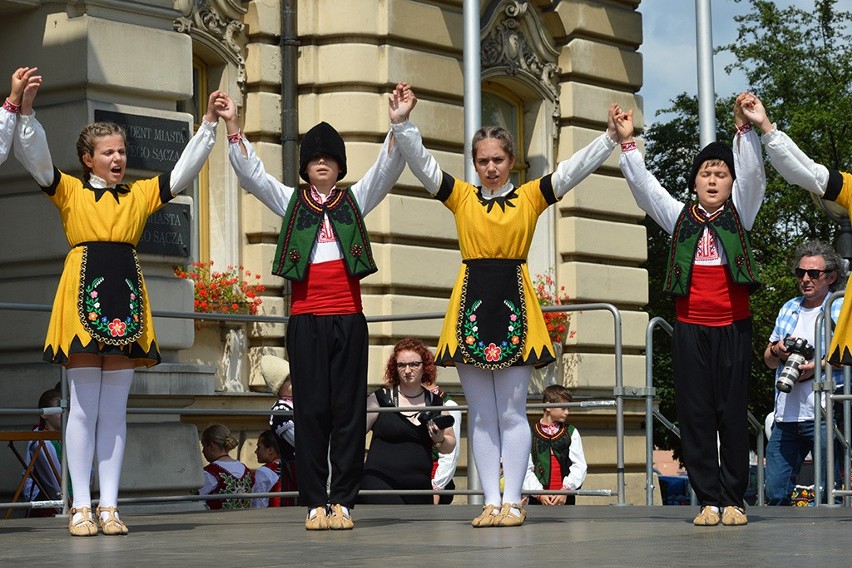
top-left (615, 109), bottom-right (683, 234)
top-left (730, 92), bottom-right (767, 230)
top-left (754, 90), bottom-right (835, 199)
top-left (14, 73), bottom-right (54, 187)
top-left (389, 83), bottom-right (443, 195)
top-left (2, 68), bottom-right (40, 165)
top-left (168, 90), bottom-right (225, 195)
top-left (218, 92), bottom-right (294, 216)
top-left (551, 103), bottom-right (618, 198)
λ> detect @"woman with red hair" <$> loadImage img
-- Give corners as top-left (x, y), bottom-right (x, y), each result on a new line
top-left (361, 338), bottom-right (456, 504)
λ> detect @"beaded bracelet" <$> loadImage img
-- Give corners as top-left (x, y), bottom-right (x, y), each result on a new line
top-left (620, 140), bottom-right (637, 152)
top-left (737, 122), bottom-right (753, 135)
top-left (227, 130), bottom-right (242, 144)
top-left (2, 99), bottom-right (21, 113)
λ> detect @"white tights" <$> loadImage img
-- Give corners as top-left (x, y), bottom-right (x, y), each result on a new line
top-left (66, 366), bottom-right (134, 511)
top-left (457, 364), bottom-right (532, 507)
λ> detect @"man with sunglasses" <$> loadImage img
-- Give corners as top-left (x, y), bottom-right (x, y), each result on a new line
top-left (764, 241), bottom-right (846, 505)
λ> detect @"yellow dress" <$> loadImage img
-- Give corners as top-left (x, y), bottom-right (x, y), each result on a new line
top-left (42, 170), bottom-right (168, 367)
top-left (827, 172), bottom-right (852, 365)
top-left (435, 174), bottom-right (556, 369)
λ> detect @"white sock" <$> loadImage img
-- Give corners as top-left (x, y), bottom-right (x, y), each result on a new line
top-left (457, 365), bottom-right (503, 507)
top-left (66, 367), bottom-right (102, 510)
top-left (95, 368), bottom-right (133, 509)
top-left (494, 366), bottom-right (532, 505)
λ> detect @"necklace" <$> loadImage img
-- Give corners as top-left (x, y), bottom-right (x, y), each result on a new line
top-left (399, 389), bottom-right (424, 399)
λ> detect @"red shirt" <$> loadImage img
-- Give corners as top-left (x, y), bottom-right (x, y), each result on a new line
top-left (290, 259), bottom-right (362, 315)
top-left (675, 264), bottom-right (750, 326)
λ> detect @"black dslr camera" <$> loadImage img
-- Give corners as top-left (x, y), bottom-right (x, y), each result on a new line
top-left (776, 336), bottom-right (815, 393)
top-left (417, 410), bottom-right (454, 430)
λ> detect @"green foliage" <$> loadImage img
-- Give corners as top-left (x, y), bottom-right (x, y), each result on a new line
top-left (644, 0), bottom-right (852, 460)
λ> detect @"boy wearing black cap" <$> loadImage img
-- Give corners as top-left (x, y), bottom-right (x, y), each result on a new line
top-left (613, 94), bottom-right (768, 527)
top-left (215, 95), bottom-right (405, 530)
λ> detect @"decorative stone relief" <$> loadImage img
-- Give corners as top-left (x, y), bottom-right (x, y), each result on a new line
top-left (174, 0), bottom-right (248, 91)
top-left (481, 0), bottom-right (561, 130)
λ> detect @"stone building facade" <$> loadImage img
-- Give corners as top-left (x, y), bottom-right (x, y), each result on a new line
top-left (0, 0), bottom-right (655, 505)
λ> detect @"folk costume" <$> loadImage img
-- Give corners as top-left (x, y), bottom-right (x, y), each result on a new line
top-left (523, 421), bottom-right (587, 505)
top-left (269, 396), bottom-right (297, 506)
top-left (228, 121), bottom-right (404, 515)
top-left (201, 460), bottom-right (255, 510)
top-left (391, 119), bottom-right (616, 515)
top-left (764, 128), bottom-right (852, 365)
top-left (16, 111), bottom-right (217, 527)
top-left (252, 459), bottom-right (283, 508)
top-left (620, 128), bottom-right (766, 509)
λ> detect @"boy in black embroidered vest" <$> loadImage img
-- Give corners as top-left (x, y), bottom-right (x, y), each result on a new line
top-left (615, 94), bottom-right (768, 527)
top-left (216, 94), bottom-right (404, 530)
top-left (523, 385), bottom-right (586, 506)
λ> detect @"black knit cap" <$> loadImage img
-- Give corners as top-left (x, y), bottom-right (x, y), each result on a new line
top-left (688, 141), bottom-right (736, 190)
top-left (299, 122), bottom-right (347, 183)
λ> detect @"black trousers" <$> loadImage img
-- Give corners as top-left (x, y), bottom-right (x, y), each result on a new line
top-left (672, 318), bottom-right (751, 508)
top-left (287, 313), bottom-right (368, 509)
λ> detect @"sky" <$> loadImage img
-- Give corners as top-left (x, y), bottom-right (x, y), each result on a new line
top-left (639, 0), bottom-right (852, 125)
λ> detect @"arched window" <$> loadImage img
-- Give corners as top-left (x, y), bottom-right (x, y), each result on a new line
top-left (177, 56), bottom-right (210, 262)
top-left (482, 84), bottom-right (526, 186)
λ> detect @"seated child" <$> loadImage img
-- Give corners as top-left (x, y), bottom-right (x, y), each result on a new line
top-left (252, 430), bottom-right (282, 508)
top-left (23, 389), bottom-right (63, 516)
top-left (523, 385), bottom-right (587, 505)
top-left (199, 424), bottom-right (254, 510)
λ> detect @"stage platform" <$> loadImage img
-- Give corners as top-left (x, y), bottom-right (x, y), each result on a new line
top-left (2, 505), bottom-right (850, 567)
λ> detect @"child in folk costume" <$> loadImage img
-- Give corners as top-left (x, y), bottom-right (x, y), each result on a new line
top-left (252, 430), bottom-right (283, 508)
top-left (524, 385), bottom-right (586, 505)
top-left (388, 83), bottom-right (619, 527)
top-left (615, 94), bottom-right (768, 527)
top-left (200, 424), bottom-right (254, 510)
top-left (15, 78), bottom-right (224, 536)
top-left (216, 93), bottom-right (405, 530)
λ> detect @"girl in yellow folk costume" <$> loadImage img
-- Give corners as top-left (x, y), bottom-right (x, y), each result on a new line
top-left (389, 83), bottom-right (619, 527)
top-left (15, 77), bottom-right (225, 536)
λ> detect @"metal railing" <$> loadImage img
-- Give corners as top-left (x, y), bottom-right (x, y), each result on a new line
top-left (1, 301), bottom-right (628, 513)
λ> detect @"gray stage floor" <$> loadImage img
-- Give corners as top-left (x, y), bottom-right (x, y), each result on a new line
top-left (2, 505), bottom-right (850, 567)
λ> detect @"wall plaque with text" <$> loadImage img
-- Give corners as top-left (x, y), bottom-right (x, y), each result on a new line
top-left (93, 110), bottom-right (190, 172)
top-left (137, 202), bottom-right (191, 258)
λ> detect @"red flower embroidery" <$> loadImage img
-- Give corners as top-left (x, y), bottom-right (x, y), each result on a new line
top-left (108, 318), bottom-right (127, 338)
top-left (484, 343), bottom-right (502, 362)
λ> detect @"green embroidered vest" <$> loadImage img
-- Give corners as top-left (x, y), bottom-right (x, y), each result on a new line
top-left (664, 201), bottom-right (761, 297)
top-left (531, 423), bottom-right (574, 488)
top-left (272, 186), bottom-right (377, 282)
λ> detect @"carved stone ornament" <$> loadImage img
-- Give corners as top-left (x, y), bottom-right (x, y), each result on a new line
top-left (174, 0), bottom-right (248, 91)
top-left (481, 0), bottom-right (561, 103)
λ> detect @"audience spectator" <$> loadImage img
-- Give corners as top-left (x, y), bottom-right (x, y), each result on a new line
top-left (252, 430), bottom-right (282, 508)
top-left (261, 355), bottom-right (297, 506)
top-left (763, 240), bottom-right (846, 505)
top-left (523, 385), bottom-right (587, 505)
top-left (199, 424), bottom-right (254, 510)
top-left (361, 338), bottom-right (456, 504)
top-left (22, 389), bottom-right (63, 516)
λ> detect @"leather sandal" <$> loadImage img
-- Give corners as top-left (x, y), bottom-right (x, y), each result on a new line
top-left (471, 504), bottom-right (500, 527)
top-left (96, 506), bottom-right (129, 536)
top-left (68, 506), bottom-right (98, 537)
top-left (496, 502), bottom-right (526, 527)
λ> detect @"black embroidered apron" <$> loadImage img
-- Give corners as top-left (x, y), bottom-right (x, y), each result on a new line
top-left (77, 242), bottom-right (145, 346)
top-left (455, 259), bottom-right (527, 369)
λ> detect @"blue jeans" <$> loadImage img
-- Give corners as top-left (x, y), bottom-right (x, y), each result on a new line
top-left (765, 420), bottom-right (838, 505)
